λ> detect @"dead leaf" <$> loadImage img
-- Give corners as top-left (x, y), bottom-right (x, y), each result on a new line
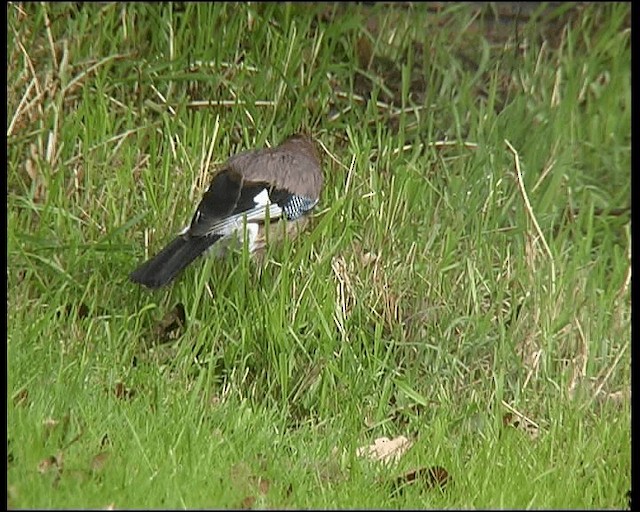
top-left (240, 496), bottom-right (255, 509)
top-left (42, 416), bottom-right (66, 442)
top-left (37, 451), bottom-right (63, 475)
top-left (100, 433), bottom-right (111, 449)
top-left (392, 465), bottom-right (450, 494)
top-left (113, 382), bottom-right (135, 400)
top-left (152, 303), bottom-right (186, 342)
top-left (256, 476), bottom-right (270, 495)
top-left (502, 412), bottom-right (540, 440)
top-left (356, 436), bottom-right (412, 463)
top-left (37, 455), bottom-right (58, 474)
top-left (90, 451), bottom-right (110, 473)
top-left (13, 388), bottom-right (29, 407)
top-left (43, 417), bottom-right (60, 430)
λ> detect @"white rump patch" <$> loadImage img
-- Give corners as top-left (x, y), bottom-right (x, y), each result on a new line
top-left (204, 221), bottom-right (261, 258)
top-left (253, 188), bottom-right (270, 207)
top-left (245, 223), bottom-right (260, 252)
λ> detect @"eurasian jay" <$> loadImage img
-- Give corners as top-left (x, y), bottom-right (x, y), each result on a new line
top-left (130, 134), bottom-right (323, 289)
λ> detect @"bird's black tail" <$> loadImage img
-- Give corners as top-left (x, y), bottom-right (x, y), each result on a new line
top-left (129, 235), bottom-right (221, 289)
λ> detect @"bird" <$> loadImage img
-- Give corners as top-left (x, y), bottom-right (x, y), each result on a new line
top-left (130, 133), bottom-right (323, 289)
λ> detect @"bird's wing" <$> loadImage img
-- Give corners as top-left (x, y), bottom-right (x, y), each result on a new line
top-left (267, 188), bottom-right (319, 220)
top-left (187, 135), bottom-right (322, 238)
top-left (186, 169), bottom-right (284, 238)
top-left (227, 137), bottom-right (323, 201)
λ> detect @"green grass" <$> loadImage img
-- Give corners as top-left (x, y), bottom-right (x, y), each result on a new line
top-left (7, 2), bottom-right (630, 509)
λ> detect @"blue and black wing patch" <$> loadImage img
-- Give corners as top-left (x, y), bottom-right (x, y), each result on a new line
top-left (280, 194), bottom-right (318, 220)
top-left (267, 188), bottom-right (318, 221)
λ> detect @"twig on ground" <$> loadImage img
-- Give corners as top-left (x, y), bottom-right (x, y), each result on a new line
top-left (505, 139), bottom-right (556, 294)
top-left (592, 342), bottom-right (629, 401)
top-left (391, 140), bottom-right (479, 156)
top-left (186, 99), bottom-right (276, 108)
top-left (316, 138), bottom-right (350, 172)
top-left (501, 400), bottom-right (541, 431)
top-left (7, 78), bottom-right (36, 137)
top-left (41, 2), bottom-right (58, 69)
top-left (521, 348), bottom-right (543, 390)
top-left (567, 316), bottom-right (589, 399)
